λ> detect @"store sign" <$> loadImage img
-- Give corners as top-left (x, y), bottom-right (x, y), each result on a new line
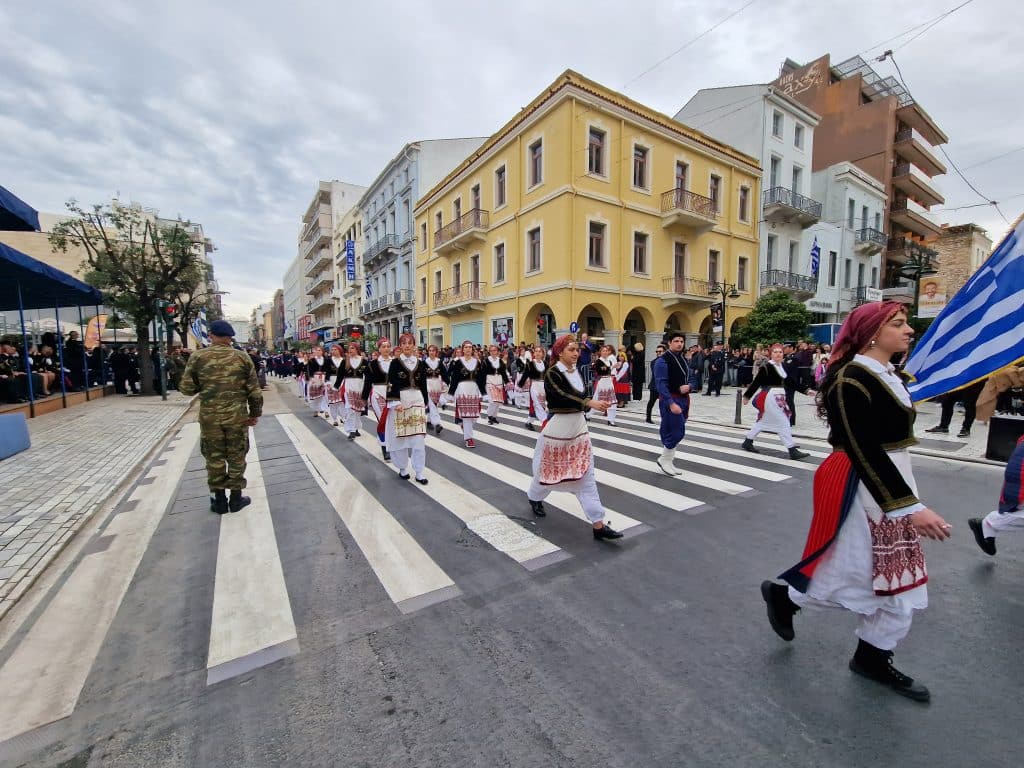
top-left (345, 240), bottom-right (356, 281)
top-left (806, 299), bottom-right (836, 312)
top-left (864, 287), bottom-right (884, 302)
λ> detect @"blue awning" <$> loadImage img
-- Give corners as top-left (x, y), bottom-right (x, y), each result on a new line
top-left (0, 241), bottom-right (103, 310)
top-left (0, 185), bottom-right (41, 232)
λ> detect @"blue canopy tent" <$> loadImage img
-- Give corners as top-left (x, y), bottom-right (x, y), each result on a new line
top-left (0, 241), bottom-right (105, 416)
top-left (0, 185), bottom-right (41, 232)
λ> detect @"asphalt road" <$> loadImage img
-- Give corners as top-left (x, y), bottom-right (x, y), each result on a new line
top-left (0, 387), bottom-right (1018, 768)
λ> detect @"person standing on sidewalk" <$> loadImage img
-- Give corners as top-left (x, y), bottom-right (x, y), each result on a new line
top-left (925, 378), bottom-right (986, 438)
top-left (645, 344), bottom-right (666, 423)
top-left (653, 332), bottom-right (695, 476)
top-left (179, 320), bottom-right (263, 515)
top-left (704, 341), bottom-right (725, 396)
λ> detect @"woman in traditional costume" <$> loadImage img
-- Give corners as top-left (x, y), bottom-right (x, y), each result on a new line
top-left (614, 351), bottom-right (631, 408)
top-left (482, 344), bottom-right (510, 425)
top-left (592, 344), bottom-right (618, 426)
top-left (306, 346), bottom-right (329, 418)
top-left (423, 344), bottom-right (446, 436)
top-left (760, 301), bottom-right (952, 703)
top-left (517, 345), bottom-right (549, 431)
top-left (526, 335), bottom-right (622, 541)
top-left (325, 346), bottom-right (345, 426)
top-left (385, 334), bottom-right (430, 484)
top-left (360, 338), bottom-right (393, 461)
top-left (338, 342), bottom-right (368, 440)
top-left (741, 343), bottom-right (812, 460)
top-left (447, 340), bottom-right (485, 448)
top-left (295, 351), bottom-right (308, 399)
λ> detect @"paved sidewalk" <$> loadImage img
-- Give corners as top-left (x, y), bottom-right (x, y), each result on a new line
top-left (670, 383), bottom-right (996, 462)
top-left (0, 393), bottom-right (193, 619)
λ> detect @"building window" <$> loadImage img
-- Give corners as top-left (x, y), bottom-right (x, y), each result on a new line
top-left (857, 262), bottom-right (865, 287)
top-left (769, 156), bottom-right (780, 188)
top-left (470, 254), bottom-right (480, 285)
top-left (788, 240), bottom-right (798, 272)
top-left (739, 186), bottom-right (750, 222)
top-left (528, 139), bottom-right (543, 187)
top-left (675, 161), bottom-right (688, 191)
top-left (420, 222), bottom-right (427, 251)
top-left (847, 198), bottom-right (855, 229)
top-left (420, 276), bottom-right (427, 304)
top-left (494, 242), bottom-right (505, 283)
top-left (874, 212), bottom-right (882, 231)
top-left (471, 184), bottom-right (481, 211)
top-left (588, 128), bottom-right (605, 175)
top-left (738, 257), bottom-right (748, 291)
top-left (766, 234), bottom-right (777, 271)
top-left (434, 270), bottom-right (441, 299)
top-left (794, 124), bottom-right (804, 149)
top-left (588, 221), bottom-right (606, 268)
top-left (633, 232), bottom-right (648, 275)
top-left (453, 197), bottom-right (462, 221)
top-left (435, 211), bottom-right (443, 234)
top-left (708, 250), bottom-right (720, 284)
top-left (709, 175), bottom-right (722, 212)
top-left (828, 251), bottom-right (837, 287)
top-left (674, 242), bottom-right (686, 276)
top-left (453, 262), bottom-right (462, 291)
top-left (791, 166), bottom-right (802, 194)
top-left (843, 258), bottom-right (852, 289)
top-left (861, 205), bottom-right (869, 231)
top-left (527, 227), bottom-right (541, 272)
top-left (772, 110), bottom-right (783, 138)
top-left (495, 165), bottom-right (507, 207)
top-left (633, 145), bottom-right (649, 189)
top-left (871, 266), bottom-right (879, 288)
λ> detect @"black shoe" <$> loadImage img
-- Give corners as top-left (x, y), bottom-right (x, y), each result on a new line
top-left (398, 471), bottom-right (410, 480)
top-left (925, 426), bottom-right (949, 434)
top-left (529, 500), bottom-right (546, 517)
top-left (593, 524), bottom-right (623, 540)
top-left (382, 448), bottom-right (391, 461)
top-left (348, 432), bottom-right (357, 440)
top-left (645, 417), bottom-right (654, 424)
top-left (849, 642), bottom-right (930, 702)
top-left (957, 428), bottom-right (971, 438)
top-left (742, 438), bottom-right (759, 453)
top-left (228, 491), bottom-right (251, 512)
top-left (210, 491), bottom-right (229, 515)
top-left (434, 424), bottom-right (443, 435)
top-left (968, 518), bottom-right (996, 556)
top-left (760, 580), bottom-right (798, 641)
top-left (788, 447), bottom-right (810, 460)
top-left (455, 417), bottom-right (463, 425)
top-left (525, 422), bottom-right (535, 431)
top-left (488, 417), bottom-right (498, 425)
top-left (703, 392), bottom-right (712, 396)
top-left (354, 430), bottom-right (361, 437)
top-left (416, 476), bottom-right (428, 485)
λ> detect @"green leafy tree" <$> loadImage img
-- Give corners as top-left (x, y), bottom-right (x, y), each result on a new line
top-left (49, 200), bottom-right (207, 395)
top-left (729, 290), bottom-right (812, 349)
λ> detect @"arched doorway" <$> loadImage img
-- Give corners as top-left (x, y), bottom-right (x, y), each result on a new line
top-left (698, 316), bottom-right (714, 349)
top-left (577, 303), bottom-right (612, 344)
top-left (622, 307), bottom-right (652, 349)
top-left (729, 316), bottom-right (748, 348)
top-left (524, 302), bottom-right (556, 347)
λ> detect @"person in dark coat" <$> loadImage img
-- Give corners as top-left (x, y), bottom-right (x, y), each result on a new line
top-left (704, 342), bottom-right (726, 396)
top-left (631, 342), bottom-right (646, 400)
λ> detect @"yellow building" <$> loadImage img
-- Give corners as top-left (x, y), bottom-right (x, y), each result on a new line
top-left (414, 70), bottom-right (760, 352)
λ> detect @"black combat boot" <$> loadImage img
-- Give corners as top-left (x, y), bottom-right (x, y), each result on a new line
top-left (760, 580), bottom-right (799, 641)
top-left (228, 489), bottom-right (251, 512)
top-left (529, 499), bottom-right (546, 517)
top-left (788, 446), bottom-right (810, 460)
top-left (849, 639), bottom-right (930, 702)
top-left (210, 489), bottom-right (228, 515)
top-left (742, 438), bottom-right (759, 453)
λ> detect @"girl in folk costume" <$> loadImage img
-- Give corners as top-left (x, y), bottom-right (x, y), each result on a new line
top-left (385, 334), bottom-right (430, 484)
top-left (306, 346), bottom-right (330, 417)
top-left (514, 345), bottom-right (533, 409)
top-left (482, 344), bottom-right (510, 425)
top-left (339, 342), bottom-right (369, 440)
top-left (526, 335), bottom-right (623, 541)
top-left (516, 345), bottom-right (548, 431)
top-left (360, 338), bottom-right (394, 461)
top-left (501, 348), bottom-right (518, 405)
top-left (447, 340), bottom-right (486, 448)
top-left (325, 345), bottom-right (346, 426)
top-left (760, 302), bottom-right (951, 703)
top-left (592, 344), bottom-right (619, 426)
top-left (614, 351), bottom-right (631, 408)
top-left (741, 343), bottom-right (813, 460)
top-left (423, 344), bottom-right (446, 436)
top-left (295, 351), bottom-right (308, 399)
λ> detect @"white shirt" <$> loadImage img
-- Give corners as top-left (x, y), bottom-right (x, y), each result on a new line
top-left (533, 360), bottom-right (545, 373)
top-left (487, 356), bottom-right (501, 369)
top-left (462, 358), bottom-right (478, 372)
top-left (400, 354), bottom-right (418, 371)
top-left (770, 361), bottom-right (787, 379)
top-left (377, 357), bottom-right (392, 375)
top-left (556, 361), bottom-right (584, 392)
top-left (424, 357), bottom-right (440, 370)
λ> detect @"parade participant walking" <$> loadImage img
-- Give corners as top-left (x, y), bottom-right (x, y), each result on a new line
top-left (653, 332), bottom-right (695, 476)
top-left (578, 333), bottom-right (595, 393)
top-left (338, 343), bottom-right (368, 440)
top-left (179, 320), bottom-right (262, 514)
top-left (741, 344), bottom-right (813, 460)
top-left (482, 344), bottom-right (509, 425)
top-left (325, 345), bottom-right (346, 426)
top-left (294, 351), bottom-right (308, 398)
top-left (361, 339), bottom-right (393, 461)
top-left (384, 334), bottom-right (431, 483)
top-left (760, 301), bottom-right (951, 703)
top-left (969, 435), bottom-right (1024, 555)
top-left (645, 344), bottom-right (666, 423)
top-left (517, 345), bottom-right (548, 431)
top-left (704, 342), bottom-right (725, 396)
top-left (306, 346), bottom-right (329, 417)
top-left (614, 352), bottom-right (631, 407)
top-left (423, 344), bottom-right (446, 435)
top-left (447, 340), bottom-right (485, 447)
top-left (592, 345), bottom-right (618, 426)
top-left (526, 335), bottom-right (622, 540)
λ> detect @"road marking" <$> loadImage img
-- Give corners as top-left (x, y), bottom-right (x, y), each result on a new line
top-left (277, 414), bottom-right (459, 613)
top-left (206, 430), bottom-right (299, 686)
top-left (349, 432), bottom-right (568, 571)
top-left (0, 423), bottom-right (200, 745)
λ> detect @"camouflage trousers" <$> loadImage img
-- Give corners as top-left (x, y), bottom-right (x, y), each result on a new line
top-left (199, 423), bottom-right (250, 490)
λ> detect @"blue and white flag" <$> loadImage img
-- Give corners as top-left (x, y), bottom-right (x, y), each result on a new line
top-left (809, 237), bottom-right (820, 278)
top-left (906, 214), bottom-right (1024, 402)
top-left (190, 308), bottom-right (210, 347)
top-left (365, 281), bottom-right (373, 298)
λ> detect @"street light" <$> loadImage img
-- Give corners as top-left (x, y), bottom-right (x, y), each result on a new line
top-left (708, 281), bottom-right (741, 347)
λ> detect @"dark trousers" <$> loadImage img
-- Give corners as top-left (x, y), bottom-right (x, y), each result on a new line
top-left (786, 390), bottom-right (796, 426)
top-left (659, 395), bottom-right (690, 449)
top-left (937, 380), bottom-right (984, 431)
top-left (705, 371), bottom-right (723, 395)
top-left (646, 389), bottom-right (659, 420)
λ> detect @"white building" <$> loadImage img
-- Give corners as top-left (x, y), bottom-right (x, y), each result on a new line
top-left (282, 250), bottom-right (306, 346)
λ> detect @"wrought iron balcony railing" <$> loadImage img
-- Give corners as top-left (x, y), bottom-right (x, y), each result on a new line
top-left (760, 269), bottom-right (818, 293)
top-left (660, 189), bottom-right (717, 218)
top-left (762, 187), bottom-right (823, 219)
top-left (433, 281), bottom-right (484, 308)
top-left (434, 209), bottom-right (489, 249)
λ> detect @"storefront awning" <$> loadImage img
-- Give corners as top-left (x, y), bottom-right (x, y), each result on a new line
top-left (0, 241), bottom-right (103, 310)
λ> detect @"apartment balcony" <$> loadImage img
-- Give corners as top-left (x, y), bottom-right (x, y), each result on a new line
top-left (890, 198), bottom-right (942, 239)
top-left (363, 234), bottom-right (400, 269)
top-left (895, 103), bottom-right (948, 149)
top-left (309, 317), bottom-right (336, 332)
top-left (660, 189), bottom-right (718, 233)
top-left (305, 247), bottom-right (332, 275)
top-left (761, 269), bottom-right (818, 301)
top-left (360, 289), bottom-right (415, 318)
top-left (892, 163), bottom-right (944, 208)
top-left (894, 128), bottom-right (947, 177)
top-left (659, 276), bottom-right (716, 309)
top-left (306, 271), bottom-right (333, 294)
top-left (306, 295), bottom-right (335, 315)
top-left (432, 281), bottom-right (485, 316)
top-left (854, 227), bottom-right (887, 255)
top-left (885, 236), bottom-right (939, 268)
top-left (434, 209), bottom-right (489, 254)
top-left (762, 187), bottom-right (822, 228)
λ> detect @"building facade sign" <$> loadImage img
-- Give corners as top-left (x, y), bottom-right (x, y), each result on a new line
top-left (345, 240), bottom-right (356, 281)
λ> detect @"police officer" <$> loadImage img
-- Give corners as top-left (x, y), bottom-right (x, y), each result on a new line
top-left (179, 320), bottom-right (263, 514)
top-left (704, 341), bottom-right (725, 396)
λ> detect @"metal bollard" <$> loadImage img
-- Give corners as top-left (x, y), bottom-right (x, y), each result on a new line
top-left (734, 389), bottom-right (743, 425)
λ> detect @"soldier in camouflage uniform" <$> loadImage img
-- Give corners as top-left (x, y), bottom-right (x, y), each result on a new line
top-left (179, 320), bottom-right (263, 514)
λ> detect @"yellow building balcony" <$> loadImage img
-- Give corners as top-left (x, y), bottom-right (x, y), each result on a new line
top-left (892, 163), bottom-right (944, 208)
top-left (894, 128), bottom-right (946, 177)
top-left (432, 281), bottom-right (485, 317)
top-left (660, 189), bottom-right (718, 233)
top-left (434, 209), bottom-right (489, 254)
top-left (660, 276), bottom-right (717, 308)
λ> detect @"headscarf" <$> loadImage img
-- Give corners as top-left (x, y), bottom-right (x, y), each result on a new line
top-left (830, 301), bottom-right (905, 369)
top-left (550, 333), bottom-right (577, 359)
top-left (376, 338), bottom-right (391, 350)
top-left (398, 332), bottom-right (416, 347)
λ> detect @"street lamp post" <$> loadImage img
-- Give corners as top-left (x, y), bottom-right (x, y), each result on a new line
top-left (707, 281), bottom-right (741, 348)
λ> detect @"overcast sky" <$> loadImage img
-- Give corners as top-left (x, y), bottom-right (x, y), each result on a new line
top-left (3, 0), bottom-right (1018, 318)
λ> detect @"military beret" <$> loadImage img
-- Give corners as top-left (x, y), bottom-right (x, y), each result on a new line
top-left (209, 320), bottom-right (235, 337)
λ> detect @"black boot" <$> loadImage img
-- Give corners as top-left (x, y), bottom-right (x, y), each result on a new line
top-left (788, 446), bottom-right (809, 460)
top-left (849, 640), bottom-right (930, 702)
top-left (529, 499), bottom-right (546, 517)
top-left (593, 523), bottom-right (623, 541)
top-left (760, 581), bottom-right (798, 641)
top-left (228, 489), bottom-right (251, 512)
top-left (968, 518), bottom-right (996, 556)
top-left (210, 489), bottom-right (228, 515)
top-left (742, 438), bottom-right (759, 453)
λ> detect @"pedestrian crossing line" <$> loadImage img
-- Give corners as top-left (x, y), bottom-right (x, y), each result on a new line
top-left (348, 431), bottom-right (569, 572)
top-left (474, 413), bottom-right (761, 493)
top-left (277, 414), bottom-right (460, 614)
top-left (436, 412), bottom-right (705, 513)
top-left (0, 423), bottom-right (201, 745)
top-left (409, 423), bottom-right (648, 535)
top-left (609, 407), bottom-right (834, 449)
top-left (206, 430), bottom-right (299, 686)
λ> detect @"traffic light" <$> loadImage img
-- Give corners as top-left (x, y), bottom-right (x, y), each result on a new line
top-left (154, 299), bottom-right (178, 325)
top-left (537, 317), bottom-right (545, 330)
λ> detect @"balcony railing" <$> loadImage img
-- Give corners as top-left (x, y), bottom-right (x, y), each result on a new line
top-left (762, 186), bottom-right (822, 226)
top-left (434, 209), bottom-right (489, 251)
top-left (433, 280), bottom-right (484, 309)
top-left (892, 162), bottom-right (944, 207)
top-left (391, 289), bottom-right (414, 306)
top-left (761, 269), bottom-right (818, 294)
top-left (894, 127), bottom-right (946, 176)
top-left (364, 234), bottom-right (400, 264)
top-left (855, 227), bottom-right (887, 254)
top-left (661, 276), bottom-right (713, 297)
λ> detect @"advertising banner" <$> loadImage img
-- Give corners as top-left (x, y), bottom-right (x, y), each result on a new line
top-left (918, 275), bottom-right (948, 319)
top-left (84, 314), bottom-right (107, 350)
top-left (710, 302), bottom-right (724, 334)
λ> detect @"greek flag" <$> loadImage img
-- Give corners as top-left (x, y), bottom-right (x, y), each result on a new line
top-left (365, 281), bottom-right (373, 298)
top-left (190, 309), bottom-right (210, 347)
top-left (906, 214), bottom-right (1024, 402)
top-left (809, 237), bottom-right (820, 278)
